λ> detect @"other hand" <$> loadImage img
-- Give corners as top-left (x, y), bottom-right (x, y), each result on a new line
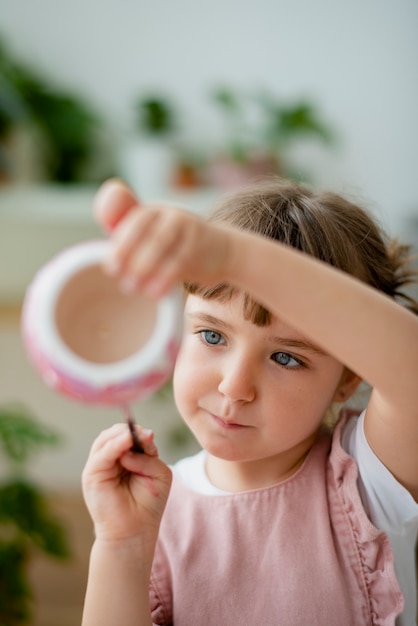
top-left (93, 179), bottom-right (232, 298)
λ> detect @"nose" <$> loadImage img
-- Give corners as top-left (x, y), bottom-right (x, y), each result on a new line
top-left (218, 353), bottom-right (256, 403)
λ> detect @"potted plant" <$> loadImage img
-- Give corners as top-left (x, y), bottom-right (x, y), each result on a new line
top-left (0, 35), bottom-right (102, 184)
top-left (135, 97), bottom-right (175, 138)
top-left (256, 90), bottom-right (335, 180)
top-left (0, 404), bottom-right (70, 625)
top-left (119, 93), bottom-right (178, 199)
top-left (208, 86), bottom-right (335, 188)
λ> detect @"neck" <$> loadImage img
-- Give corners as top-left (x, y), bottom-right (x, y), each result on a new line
top-left (205, 432), bottom-right (318, 493)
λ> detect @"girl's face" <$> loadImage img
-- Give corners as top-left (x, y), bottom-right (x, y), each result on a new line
top-left (173, 294), bottom-right (346, 481)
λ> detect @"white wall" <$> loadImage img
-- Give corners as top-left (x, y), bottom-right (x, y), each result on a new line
top-left (1, 0), bottom-right (418, 236)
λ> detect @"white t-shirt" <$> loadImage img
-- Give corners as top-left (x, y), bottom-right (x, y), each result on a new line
top-left (174, 411), bottom-right (418, 626)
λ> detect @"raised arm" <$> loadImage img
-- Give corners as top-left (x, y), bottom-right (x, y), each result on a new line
top-left (227, 231), bottom-right (418, 499)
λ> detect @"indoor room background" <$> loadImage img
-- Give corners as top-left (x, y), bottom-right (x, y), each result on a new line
top-left (0, 1), bottom-right (417, 624)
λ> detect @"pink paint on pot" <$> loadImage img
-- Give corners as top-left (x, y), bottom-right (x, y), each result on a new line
top-left (21, 240), bottom-right (183, 406)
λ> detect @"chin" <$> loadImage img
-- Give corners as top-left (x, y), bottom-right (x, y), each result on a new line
top-left (196, 435), bottom-right (253, 462)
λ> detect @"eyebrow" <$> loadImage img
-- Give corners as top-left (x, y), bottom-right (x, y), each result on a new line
top-left (187, 312), bottom-right (234, 332)
top-left (187, 312), bottom-right (328, 355)
top-left (267, 337), bottom-right (328, 356)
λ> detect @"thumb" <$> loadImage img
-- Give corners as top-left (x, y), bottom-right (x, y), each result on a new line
top-left (93, 178), bottom-right (140, 233)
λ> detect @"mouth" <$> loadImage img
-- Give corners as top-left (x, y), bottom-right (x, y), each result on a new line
top-left (209, 413), bottom-right (250, 430)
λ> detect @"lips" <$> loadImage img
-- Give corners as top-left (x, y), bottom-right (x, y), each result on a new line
top-left (210, 413), bottom-right (249, 430)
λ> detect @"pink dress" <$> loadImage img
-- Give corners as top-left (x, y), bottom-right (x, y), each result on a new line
top-left (150, 415), bottom-right (404, 625)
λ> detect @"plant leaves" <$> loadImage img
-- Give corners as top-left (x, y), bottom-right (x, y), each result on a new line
top-left (0, 541), bottom-right (32, 625)
top-left (0, 480), bottom-right (71, 558)
top-left (0, 407), bottom-right (62, 465)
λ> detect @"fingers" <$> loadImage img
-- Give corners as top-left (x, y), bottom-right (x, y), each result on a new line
top-left (131, 427), bottom-right (158, 457)
top-left (85, 423), bottom-right (159, 473)
top-left (102, 203), bottom-right (199, 297)
top-left (103, 206), bottom-right (160, 278)
top-left (82, 423), bottom-right (172, 538)
top-left (93, 178), bottom-right (139, 233)
top-left (119, 207), bottom-right (200, 296)
top-left (120, 448), bottom-right (172, 490)
top-left (93, 178), bottom-right (233, 298)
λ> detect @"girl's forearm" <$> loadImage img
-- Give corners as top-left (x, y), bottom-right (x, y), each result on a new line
top-left (82, 537), bottom-right (155, 626)
top-left (228, 230), bottom-right (418, 408)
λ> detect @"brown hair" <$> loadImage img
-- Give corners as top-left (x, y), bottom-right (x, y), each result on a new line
top-left (186, 178), bottom-right (418, 324)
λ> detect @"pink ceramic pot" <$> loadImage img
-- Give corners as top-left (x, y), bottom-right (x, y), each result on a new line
top-left (21, 240), bottom-right (183, 406)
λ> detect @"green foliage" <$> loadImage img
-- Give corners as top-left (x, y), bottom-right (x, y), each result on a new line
top-left (0, 480), bottom-right (70, 557)
top-left (255, 90), bottom-right (334, 151)
top-left (135, 96), bottom-right (176, 137)
top-left (0, 35), bottom-right (101, 182)
top-left (0, 407), bottom-right (60, 465)
top-left (26, 86), bottom-right (99, 182)
top-left (0, 542), bottom-right (30, 625)
top-left (211, 85), bottom-right (335, 177)
top-left (0, 405), bottom-right (70, 625)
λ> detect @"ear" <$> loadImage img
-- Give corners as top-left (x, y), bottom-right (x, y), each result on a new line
top-left (333, 369), bottom-right (362, 403)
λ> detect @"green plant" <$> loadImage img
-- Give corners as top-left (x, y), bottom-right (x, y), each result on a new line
top-left (0, 35), bottom-right (101, 182)
top-left (0, 404), bottom-right (70, 625)
top-left (134, 95), bottom-right (176, 137)
top-left (256, 90), bottom-right (334, 153)
top-left (211, 86), bottom-right (335, 182)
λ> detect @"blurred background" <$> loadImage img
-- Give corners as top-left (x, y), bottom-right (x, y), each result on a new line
top-left (0, 1), bottom-right (417, 624)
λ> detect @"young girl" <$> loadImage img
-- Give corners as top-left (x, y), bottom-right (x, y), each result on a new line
top-left (81, 178), bottom-right (418, 626)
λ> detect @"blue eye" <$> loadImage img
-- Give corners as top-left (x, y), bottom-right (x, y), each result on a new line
top-left (272, 352), bottom-right (303, 368)
top-left (201, 330), bottom-right (224, 345)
